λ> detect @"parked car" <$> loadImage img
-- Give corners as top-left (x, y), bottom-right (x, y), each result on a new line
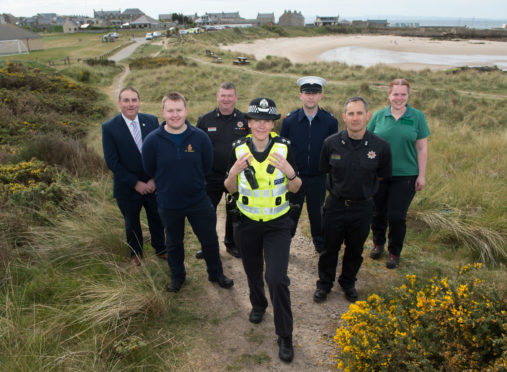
top-left (153, 31), bottom-right (162, 38)
top-left (145, 32), bottom-right (153, 40)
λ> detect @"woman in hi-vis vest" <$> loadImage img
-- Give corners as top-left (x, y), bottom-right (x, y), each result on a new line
top-left (224, 97), bottom-right (301, 364)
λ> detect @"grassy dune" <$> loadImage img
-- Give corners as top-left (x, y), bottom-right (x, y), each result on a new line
top-left (0, 28), bottom-right (505, 370)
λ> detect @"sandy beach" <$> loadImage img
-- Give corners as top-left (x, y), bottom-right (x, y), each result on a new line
top-left (220, 35), bottom-right (507, 70)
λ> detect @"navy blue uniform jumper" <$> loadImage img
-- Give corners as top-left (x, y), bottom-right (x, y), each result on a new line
top-left (280, 107), bottom-right (338, 250)
top-left (142, 123), bottom-right (224, 282)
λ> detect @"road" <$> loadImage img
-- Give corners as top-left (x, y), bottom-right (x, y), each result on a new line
top-left (108, 38), bottom-right (148, 62)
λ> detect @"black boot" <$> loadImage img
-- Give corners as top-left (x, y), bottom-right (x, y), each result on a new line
top-left (277, 336), bottom-right (294, 363)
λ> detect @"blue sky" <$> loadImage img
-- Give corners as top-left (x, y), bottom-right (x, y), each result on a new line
top-left (4, 0), bottom-right (507, 20)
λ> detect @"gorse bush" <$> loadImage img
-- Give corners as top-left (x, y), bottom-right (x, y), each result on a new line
top-left (0, 62), bottom-right (109, 143)
top-left (334, 264), bottom-right (507, 371)
top-left (128, 56), bottom-right (187, 70)
top-left (0, 159), bottom-right (73, 215)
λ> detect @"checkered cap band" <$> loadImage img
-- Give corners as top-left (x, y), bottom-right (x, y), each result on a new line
top-left (248, 104), bottom-right (278, 115)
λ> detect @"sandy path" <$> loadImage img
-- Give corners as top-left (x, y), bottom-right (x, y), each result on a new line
top-left (191, 201), bottom-right (355, 371)
top-left (221, 34), bottom-right (507, 70)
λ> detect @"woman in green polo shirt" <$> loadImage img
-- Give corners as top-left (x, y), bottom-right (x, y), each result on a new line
top-left (367, 78), bottom-right (430, 269)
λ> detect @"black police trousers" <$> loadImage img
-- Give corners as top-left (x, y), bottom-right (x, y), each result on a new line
top-left (317, 195), bottom-right (373, 291)
top-left (236, 214), bottom-right (293, 338)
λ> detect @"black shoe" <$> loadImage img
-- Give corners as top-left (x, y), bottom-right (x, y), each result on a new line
top-left (342, 287), bottom-right (358, 302)
top-left (249, 309), bottom-right (265, 324)
top-left (195, 250), bottom-right (204, 259)
top-left (209, 274), bottom-right (234, 289)
top-left (313, 288), bottom-right (328, 303)
top-left (277, 336), bottom-right (294, 363)
top-left (226, 245), bottom-right (241, 258)
top-left (386, 254), bottom-right (400, 269)
top-left (166, 280), bottom-right (184, 293)
top-left (370, 244), bottom-right (384, 259)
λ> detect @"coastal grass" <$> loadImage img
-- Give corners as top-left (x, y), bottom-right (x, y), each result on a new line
top-left (0, 28), bottom-right (506, 370)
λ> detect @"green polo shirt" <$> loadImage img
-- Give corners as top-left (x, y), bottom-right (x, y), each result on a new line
top-left (367, 105), bottom-right (430, 176)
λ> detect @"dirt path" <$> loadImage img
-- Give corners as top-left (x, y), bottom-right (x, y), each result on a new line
top-left (190, 201), bottom-right (353, 371)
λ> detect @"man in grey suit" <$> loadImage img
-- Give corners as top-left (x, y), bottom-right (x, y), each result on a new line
top-left (102, 87), bottom-right (166, 266)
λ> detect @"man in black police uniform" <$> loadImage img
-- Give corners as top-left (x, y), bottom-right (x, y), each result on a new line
top-left (314, 96), bottom-right (391, 303)
top-left (280, 76), bottom-right (338, 252)
top-left (195, 82), bottom-right (248, 259)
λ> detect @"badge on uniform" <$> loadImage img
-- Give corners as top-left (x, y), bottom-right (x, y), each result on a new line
top-left (367, 151), bottom-right (376, 159)
top-left (331, 154), bottom-right (341, 160)
top-left (237, 121), bottom-right (244, 128)
top-left (185, 144), bottom-right (195, 152)
top-left (274, 178), bottom-right (284, 185)
top-left (208, 127), bottom-right (217, 132)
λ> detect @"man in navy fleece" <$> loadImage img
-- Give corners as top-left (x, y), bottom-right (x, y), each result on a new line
top-left (142, 92), bottom-right (234, 292)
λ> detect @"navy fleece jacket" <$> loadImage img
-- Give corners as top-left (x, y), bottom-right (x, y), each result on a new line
top-left (142, 123), bottom-right (213, 209)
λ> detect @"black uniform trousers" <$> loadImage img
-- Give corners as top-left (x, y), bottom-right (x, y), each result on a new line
top-left (317, 195), bottom-right (373, 291)
top-left (372, 176), bottom-right (417, 256)
top-left (206, 176), bottom-right (235, 248)
top-left (288, 174), bottom-right (326, 250)
top-left (116, 193), bottom-right (166, 257)
top-left (236, 214), bottom-right (293, 338)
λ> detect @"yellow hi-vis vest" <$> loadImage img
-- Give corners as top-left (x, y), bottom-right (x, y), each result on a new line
top-left (235, 134), bottom-right (290, 222)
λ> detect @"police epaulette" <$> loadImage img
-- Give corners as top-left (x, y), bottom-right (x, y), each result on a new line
top-left (284, 109), bottom-right (298, 119)
top-left (232, 137), bottom-right (248, 148)
top-left (274, 136), bottom-right (291, 145)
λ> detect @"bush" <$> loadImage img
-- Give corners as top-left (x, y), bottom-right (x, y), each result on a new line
top-left (0, 159), bottom-right (71, 211)
top-left (78, 69), bottom-right (91, 82)
top-left (17, 134), bottom-right (108, 178)
top-left (334, 264), bottom-right (506, 371)
top-left (0, 63), bottom-right (110, 143)
top-left (84, 58), bottom-right (116, 67)
top-left (128, 56), bottom-right (187, 70)
top-left (255, 56), bottom-right (292, 72)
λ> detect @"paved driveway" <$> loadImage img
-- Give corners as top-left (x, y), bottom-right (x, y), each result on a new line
top-left (108, 38), bottom-right (148, 62)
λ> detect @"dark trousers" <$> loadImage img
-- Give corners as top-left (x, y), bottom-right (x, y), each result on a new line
top-left (206, 178), bottom-right (235, 247)
top-left (317, 196), bottom-right (373, 291)
top-left (236, 215), bottom-right (293, 338)
top-left (288, 174), bottom-right (326, 249)
top-left (158, 196), bottom-right (223, 282)
top-left (116, 193), bottom-right (165, 257)
top-left (372, 176), bottom-right (417, 256)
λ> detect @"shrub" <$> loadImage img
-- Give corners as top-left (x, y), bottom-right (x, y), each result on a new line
top-left (78, 69), bottom-right (91, 82)
top-left (0, 159), bottom-right (74, 213)
top-left (128, 56), bottom-right (187, 70)
top-left (334, 264), bottom-right (506, 371)
top-left (84, 58), bottom-right (116, 67)
top-left (0, 63), bottom-right (110, 143)
top-left (17, 134), bottom-right (108, 178)
top-left (255, 56), bottom-right (292, 72)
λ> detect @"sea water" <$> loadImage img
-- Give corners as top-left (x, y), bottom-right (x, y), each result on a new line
top-left (318, 46), bottom-right (507, 70)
